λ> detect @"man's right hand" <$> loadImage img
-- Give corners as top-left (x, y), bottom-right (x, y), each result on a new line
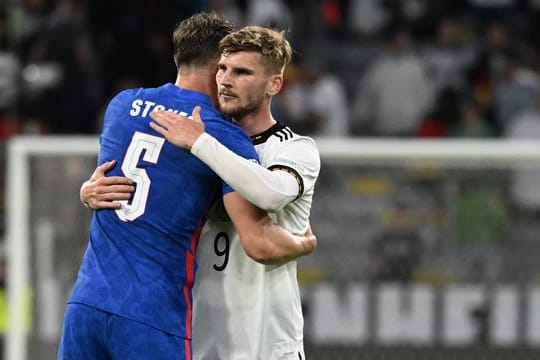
top-left (81, 160), bottom-right (135, 210)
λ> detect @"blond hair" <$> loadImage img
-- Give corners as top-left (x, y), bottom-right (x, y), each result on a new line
top-left (219, 26), bottom-right (293, 74)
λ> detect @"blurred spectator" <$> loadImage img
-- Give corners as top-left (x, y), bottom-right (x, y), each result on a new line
top-left (286, 61), bottom-right (349, 137)
top-left (320, 0), bottom-right (347, 38)
top-left (245, 0), bottom-right (292, 29)
top-left (493, 55), bottom-right (540, 133)
top-left (465, 21), bottom-right (520, 134)
top-left (421, 18), bottom-right (475, 94)
top-left (386, 0), bottom-right (436, 42)
top-left (467, 0), bottom-right (519, 31)
top-left (272, 61), bottom-right (310, 129)
top-left (454, 174), bottom-right (508, 283)
top-left (455, 175), bottom-right (509, 247)
top-left (0, 0), bottom-right (21, 115)
top-left (347, 0), bottom-right (390, 39)
top-left (452, 100), bottom-right (495, 137)
top-left (351, 29), bottom-right (434, 136)
top-left (209, 0), bottom-right (246, 27)
top-left (505, 92), bottom-right (540, 212)
top-left (19, 0), bottom-right (102, 134)
top-left (417, 88), bottom-right (461, 138)
top-left (86, 0), bottom-right (181, 99)
top-left (369, 200), bottom-right (423, 283)
top-left (0, 52), bottom-right (19, 112)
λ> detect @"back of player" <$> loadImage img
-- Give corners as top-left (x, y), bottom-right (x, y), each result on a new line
top-left (61, 83), bottom-right (258, 359)
top-left (192, 123), bottom-right (320, 360)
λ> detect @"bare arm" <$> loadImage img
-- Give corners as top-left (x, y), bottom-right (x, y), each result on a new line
top-left (223, 191), bottom-right (316, 265)
top-left (80, 160), bottom-right (135, 210)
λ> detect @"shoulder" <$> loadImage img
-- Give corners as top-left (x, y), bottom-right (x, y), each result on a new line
top-left (268, 126), bottom-right (319, 156)
top-left (105, 87), bottom-right (144, 113)
top-left (279, 134), bottom-right (321, 172)
top-left (262, 125), bottom-right (320, 171)
top-left (109, 87), bottom-right (143, 104)
top-left (202, 115), bottom-right (257, 159)
top-left (205, 115), bottom-right (251, 142)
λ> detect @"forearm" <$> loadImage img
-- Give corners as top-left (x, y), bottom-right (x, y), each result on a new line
top-left (255, 221), bottom-right (315, 265)
top-left (192, 133), bottom-right (299, 211)
top-left (224, 192), bottom-right (315, 265)
top-left (240, 220), bottom-right (314, 265)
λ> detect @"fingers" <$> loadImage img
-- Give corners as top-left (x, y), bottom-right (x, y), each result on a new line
top-left (149, 120), bottom-right (167, 137)
top-left (98, 176), bottom-right (134, 186)
top-left (192, 106), bottom-right (203, 124)
top-left (150, 108), bottom-right (201, 126)
top-left (149, 110), bottom-right (175, 137)
top-left (98, 160), bottom-right (117, 173)
top-left (304, 225), bottom-right (313, 237)
top-left (91, 160), bottom-right (116, 179)
top-left (88, 200), bottom-right (123, 210)
top-left (149, 110), bottom-right (172, 127)
top-left (95, 184), bottom-right (135, 195)
top-left (84, 185), bottom-right (134, 210)
top-left (306, 234), bottom-right (317, 254)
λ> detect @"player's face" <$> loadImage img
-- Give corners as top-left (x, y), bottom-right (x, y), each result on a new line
top-left (216, 51), bottom-right (271, 119)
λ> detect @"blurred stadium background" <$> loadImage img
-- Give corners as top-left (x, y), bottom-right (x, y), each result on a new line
top-left (2, 0), bottom-right (540, 359)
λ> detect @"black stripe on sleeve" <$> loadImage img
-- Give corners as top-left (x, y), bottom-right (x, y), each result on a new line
top-left (268, 164), bottom-right (304, 201)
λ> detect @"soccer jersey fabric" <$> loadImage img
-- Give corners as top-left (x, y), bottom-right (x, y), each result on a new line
top-left (68, 83), bottom-right (258, 339)
top-left (192, 123), bottom-right (321, 360)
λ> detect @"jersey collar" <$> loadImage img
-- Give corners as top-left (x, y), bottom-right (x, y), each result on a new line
top-left (250, 122), bottom-right (286, 145)
top-left (163, 83), bottom-right (213, 107)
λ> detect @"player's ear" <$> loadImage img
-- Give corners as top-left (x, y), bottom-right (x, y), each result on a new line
top-left (266, 74), bottom-right (283, 96)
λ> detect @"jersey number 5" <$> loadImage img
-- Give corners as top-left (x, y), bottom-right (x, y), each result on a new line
top-left (116, 131), bottom-right (165, 222)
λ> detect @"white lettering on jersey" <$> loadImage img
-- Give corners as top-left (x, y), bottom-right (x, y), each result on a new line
top-left (130, 99), bottom-right (143, 116)
top-left (141, 101), bottom-right (156, 117)
top-left (129, 99), bottom-right (190, 118)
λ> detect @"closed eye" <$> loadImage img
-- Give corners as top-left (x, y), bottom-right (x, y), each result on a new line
top-left (234, 68), bottom-right (252, 75)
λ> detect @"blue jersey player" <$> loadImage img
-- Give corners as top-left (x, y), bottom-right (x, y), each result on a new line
top-left (58, 12), bottom-right (315, 360)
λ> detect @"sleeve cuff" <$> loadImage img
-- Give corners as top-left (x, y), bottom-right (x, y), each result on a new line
top-left (191, 132), bottom-right (213, 156)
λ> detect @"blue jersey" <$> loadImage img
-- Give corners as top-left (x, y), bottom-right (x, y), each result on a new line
top-left (69, 83), bottom-right (258, 339)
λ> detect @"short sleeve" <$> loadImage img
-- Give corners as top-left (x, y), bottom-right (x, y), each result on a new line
top-left (267, 137), bottom-right (321, 196)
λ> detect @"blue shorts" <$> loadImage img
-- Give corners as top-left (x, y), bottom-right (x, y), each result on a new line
top-left (58, 303), bottom-right (190, 360)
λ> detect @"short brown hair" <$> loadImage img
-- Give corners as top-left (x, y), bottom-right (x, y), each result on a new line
top-left (219, 26), bottom-right (293, 74)
top-left (172, 12), bottom-right (234, 68)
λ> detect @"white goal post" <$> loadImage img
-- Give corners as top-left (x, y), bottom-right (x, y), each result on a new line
top-left (6, 135), bottom-right (540, 360)
top-left (6, 136), bottom-right (99, 360)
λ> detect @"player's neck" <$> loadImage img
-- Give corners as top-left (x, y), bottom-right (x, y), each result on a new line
top-left (174, 68), bottom-right (217, 101)
top-left (236, 106), bottom-right (276, 136)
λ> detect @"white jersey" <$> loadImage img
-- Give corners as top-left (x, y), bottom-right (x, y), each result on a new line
top-left (192, 123), bottom-right (320, 360)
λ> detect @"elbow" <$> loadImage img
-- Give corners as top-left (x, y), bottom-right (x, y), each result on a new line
top-left (255, 197), bottom-right (288, 213)
top-left (240, 188), bottom-right (292, 212)
top-left (241, 235), bottom-right (277, 264)
top-left (245, 245), bottom-right (275, 264)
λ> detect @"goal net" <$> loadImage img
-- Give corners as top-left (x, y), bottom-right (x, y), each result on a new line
top-left (6, 136), bottom-right (540, 360)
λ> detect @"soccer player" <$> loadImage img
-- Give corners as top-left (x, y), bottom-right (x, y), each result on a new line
top-left (152, 26), bottom-right (321, 359)
top-left (59, 14), bottom-right (315, 360)
top-left (82, 26), bottom-right (320, 359)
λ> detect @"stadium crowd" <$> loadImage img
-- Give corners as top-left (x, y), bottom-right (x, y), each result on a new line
top-left (0, 0), bottom-right (538, 140)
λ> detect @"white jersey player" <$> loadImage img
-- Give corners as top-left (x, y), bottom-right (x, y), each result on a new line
top-left (192, 123), bottom-right (320, 360)
top-left (147, 26), bottom-right (322, 359)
